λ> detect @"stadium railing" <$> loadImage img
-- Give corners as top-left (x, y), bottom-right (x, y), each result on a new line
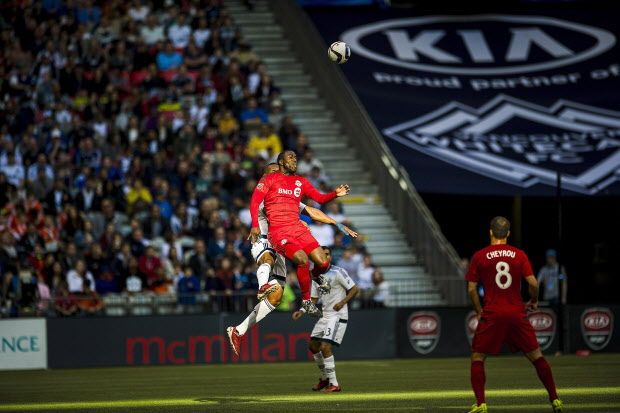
top-left (269, 0), bottom-right (467, 305)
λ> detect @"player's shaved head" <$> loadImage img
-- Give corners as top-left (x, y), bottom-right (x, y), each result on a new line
top-left (490, 216), bottom-right (510, 239)
top-left (263, 163), bottom-right (279, 175)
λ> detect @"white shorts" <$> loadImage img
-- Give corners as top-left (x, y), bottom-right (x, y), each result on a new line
top-left (252, 238), bottom-right (287, 286)
top-left (311, 315), bottom-right (348, 346)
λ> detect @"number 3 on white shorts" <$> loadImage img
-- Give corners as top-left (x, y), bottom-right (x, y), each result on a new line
top-left (495, 261), bottom-right (512, 289)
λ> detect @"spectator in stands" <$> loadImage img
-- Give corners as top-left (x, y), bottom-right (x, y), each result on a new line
top-left (168, 14), bottom-right (192, 50)
top-left (207, 227), bottom-right (227, 262)
top-left (370, 269), bottom-right (390, 308)
top-left (141, 15), bottom-right (165, 46)
top-left (297, 148), bottom-right (324, 176)
top-left (337, 247), bottom-right (362, 284)
top-left (189, 239), bottom-right (209, 280)
top-left (537, 249), bottom-right (567, 305)
top-left (77, 279), bottom-right (104, 315)
top-left (54, 281), bottom-right (78, 317)
top-left (156, 41), bottom-right (184, 71)
top-left (246, 124), bottom-right (282, 160)
top-left (177, 265), bottom-right (200, 308)
top-left (240, 97), bottom-right (268, 128)
top-left (138, 246), bottom-right (162, 289)
top-left (67, 259), bottom-right (96, 294)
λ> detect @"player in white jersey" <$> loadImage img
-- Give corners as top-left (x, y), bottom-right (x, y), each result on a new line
top-left (227, 164), bottom-right (358, 356)
top-left (293, 247), bottom-right (358, 392)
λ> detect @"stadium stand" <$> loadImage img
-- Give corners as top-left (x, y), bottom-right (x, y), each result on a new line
top-left (0, 0), bottom-right (394, 318)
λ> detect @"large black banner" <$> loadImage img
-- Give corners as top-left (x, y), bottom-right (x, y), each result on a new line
top-left (306, 7), bottom-right (620, 195)
top-left (47, 311), bottom-right (396, 368)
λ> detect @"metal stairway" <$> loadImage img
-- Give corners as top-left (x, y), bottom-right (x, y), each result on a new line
top-left (227, 1), bottom-right (444, 306)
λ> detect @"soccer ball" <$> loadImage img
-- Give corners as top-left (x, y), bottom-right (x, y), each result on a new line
top-left (328, 41), bottom-right (351, 64)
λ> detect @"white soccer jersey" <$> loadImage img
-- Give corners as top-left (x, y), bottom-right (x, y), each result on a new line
top-left (311, 265), bottom-right (356, 320)
top-left (258, 201), bottom-right (306, 235)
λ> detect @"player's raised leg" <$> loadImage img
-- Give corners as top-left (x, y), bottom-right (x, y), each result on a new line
top-left (525, 348), bottom-right (562, 412)
top-left (289, 249), bottom-right (322, 317)
top-left (251, 243), bottom-right (279, 300)
top-left (308, 246), bottom-right (332, 292)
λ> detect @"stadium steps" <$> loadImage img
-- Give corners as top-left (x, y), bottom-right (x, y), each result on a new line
top-left (228, 0), bottom-right (443, 307)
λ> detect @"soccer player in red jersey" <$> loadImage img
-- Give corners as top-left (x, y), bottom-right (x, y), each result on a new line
top-left (249, 150), bottom-right (350, 316)
top-left (465, 216), bottom-right (563, 413)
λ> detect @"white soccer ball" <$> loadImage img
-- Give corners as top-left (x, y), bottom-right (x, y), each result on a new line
top-left (328, 41), bottom-right (351, 64)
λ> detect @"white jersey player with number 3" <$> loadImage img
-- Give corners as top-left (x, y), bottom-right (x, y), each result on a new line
top-left (292, 247), bottom-right (358, 393)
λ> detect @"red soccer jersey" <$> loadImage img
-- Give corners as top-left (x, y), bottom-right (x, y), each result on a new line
top-left (250, 172), bottom-right (337, 230)
top-left (465, 244), bottom-right (534, 314)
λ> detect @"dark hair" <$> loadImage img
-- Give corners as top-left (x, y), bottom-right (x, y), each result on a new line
top-left (490, 216), bottom-right (510, 239)
top-left (263, 162), bottom-right (278, 174)
top-left (277, 150), bottom-right (294, 165)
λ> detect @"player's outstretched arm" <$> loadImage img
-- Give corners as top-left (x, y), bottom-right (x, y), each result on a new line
top-left (302, 206), bottom-right (359, 238)
top-left (525, 275), bottom-right (539, 312)
top-left (301, 176), bottom-right (340, 204)
top-left (467, 281), bottom-right (483, 317)
top-left (335, 184), bottom-right (350, 197)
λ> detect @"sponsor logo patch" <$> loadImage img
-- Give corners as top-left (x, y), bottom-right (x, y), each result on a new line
top-left (407, 311), bottom-right (440, 354)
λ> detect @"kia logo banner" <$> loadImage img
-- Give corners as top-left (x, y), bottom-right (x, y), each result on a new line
top-left (306, 7), bottom-right (620, 195)
top-left (581, 307), bottom-right (614, 351)
top-left (407, 311), bottom-right (441, 354)
top-left (528, 308), bottom-right (556, 351)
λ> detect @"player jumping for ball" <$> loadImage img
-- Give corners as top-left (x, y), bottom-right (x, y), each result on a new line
top-left (249, 150), bottom-right (350, 317)
top-left (293, 247), bottom-right (358, 393)
top-left (465, 216), bottom-right (563, 413)
top-left (227, 164), bottom-right (357, 356)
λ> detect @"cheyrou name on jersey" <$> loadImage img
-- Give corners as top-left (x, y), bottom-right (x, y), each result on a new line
top-left (486, 250), bottom-right (516, 259)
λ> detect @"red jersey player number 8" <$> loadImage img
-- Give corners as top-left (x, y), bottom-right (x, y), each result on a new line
top-left (495, 262), bottom-right (512, 289)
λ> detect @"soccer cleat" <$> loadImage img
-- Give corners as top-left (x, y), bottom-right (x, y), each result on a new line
top-left (256, 283), bottom-right (279, 301)
top-left (467, 403), bottom-right (487, 413)
top-left (226, 326), bottom-right (241, 356)
top-left (322, 384), bottom-right (342, 393)
top-left (312, 378), bottom-right (329, 391)
top-left (314, 274), bottom-right (331, 294)
top-left (302, 299), bottom-right (322, 318)
top-left (551, 399), bottom-right (563, 412)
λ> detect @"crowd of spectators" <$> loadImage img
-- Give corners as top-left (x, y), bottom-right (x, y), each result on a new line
top-left (0, 0), bottom-right (385, 317)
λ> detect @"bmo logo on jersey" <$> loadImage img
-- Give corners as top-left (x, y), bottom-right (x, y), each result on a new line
top-left (528, 309), bottom-right (556, 351)
top-left (342, 15), bottom-right (615, 75)
top-left (581, 307), bottom-right (614, 351)
top-left (407, 311), bottom-right (440, 354)
top-left (277, 187), bottom-right (302, 198)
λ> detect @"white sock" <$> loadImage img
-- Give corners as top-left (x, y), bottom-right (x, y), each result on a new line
top-left (323, 355), bottom-right (338, 386)
top-left (313, 352), bottom-right (327, 379)
top-left (236, 300), bottom-right (275, 336)
top-left (257, 263), bottom-right (271, 287)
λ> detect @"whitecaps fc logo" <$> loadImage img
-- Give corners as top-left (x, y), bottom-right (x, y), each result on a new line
top-left (383, 95), bottom-right (620, 194)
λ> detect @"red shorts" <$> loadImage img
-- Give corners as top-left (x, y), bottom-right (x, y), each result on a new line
top-left (472, 312), bottom-right (539, 355)
top-left (269, 224), bottom-right (321, 259)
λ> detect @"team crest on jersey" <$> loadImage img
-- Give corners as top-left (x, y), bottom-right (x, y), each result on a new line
top-left (294, 187), bottom-right (302, 197)
top-left (465, 310), bottom-right (479, 345)
top-left (407, 311), bottom-right (440, 354)
top-left (528, 308), bottom-right (556, 351)
top-left (281, 239), bottom-right (287, 245)
top-left (295, 180), bottom-right (302, 187)
top-left (581, 307), bottom-right (614, 351)
top-left (257, 183), bottom-right (264, 190)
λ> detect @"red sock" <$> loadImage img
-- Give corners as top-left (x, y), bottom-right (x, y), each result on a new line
top-left (311, 259), bottom-right (330, 279)
top-left (533, 357), bottom-right (558, 401)
top-left (297, 262), bottom-right (311, 300)
top-left (471, 360), bottom-right (486, 405)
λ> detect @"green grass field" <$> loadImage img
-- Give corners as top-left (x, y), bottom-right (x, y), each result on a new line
top-left (1, 355), bottom-right (619, 413)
